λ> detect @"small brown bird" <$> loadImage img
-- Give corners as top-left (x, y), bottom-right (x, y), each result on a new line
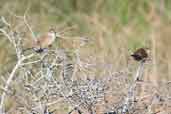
top-left (131, 48), bottom-right (148, 62)
top-left (24, 28), bottom-right (57, 53)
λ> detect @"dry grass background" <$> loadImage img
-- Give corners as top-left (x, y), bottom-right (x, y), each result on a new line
top-left (0, 0), bottom-right (171, 113)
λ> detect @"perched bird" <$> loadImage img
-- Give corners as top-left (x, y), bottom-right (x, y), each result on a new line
top-left (131, 48), bottom-right (148, 62)
top-left (24, 28), bottom-right (57, 53)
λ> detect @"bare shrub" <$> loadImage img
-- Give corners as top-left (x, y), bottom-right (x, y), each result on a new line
top-left (0, 14), bottom-right (170, 114)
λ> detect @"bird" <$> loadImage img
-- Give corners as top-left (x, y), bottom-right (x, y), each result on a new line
top-left (131, 48), bottom-right (148, 62)
top-left (24, 28), bottom-right (57, 53)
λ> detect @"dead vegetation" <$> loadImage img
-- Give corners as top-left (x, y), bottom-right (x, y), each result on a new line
top-left (0, 14), bottom-right (170, 114)
top-left (0, 1), bottom-right (171, 114)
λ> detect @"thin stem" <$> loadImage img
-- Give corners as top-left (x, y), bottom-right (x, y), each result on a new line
top-left (0, 54), bottom-right (35, 113)
top-left (0, 59), bottom-right (22, 113)
top-left (122, 61), bottom-right (145, 114)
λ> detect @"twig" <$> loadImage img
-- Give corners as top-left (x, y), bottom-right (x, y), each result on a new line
top-left (122, 61), bottom-right (145, 114)
top-left (7, 6), bottom-right (36, 40)
top-left (68, 106), bottom-right (83, 114)
top-left (0, 59), bottom-right (22, 113)
top-left (0, 28), bottom-right (12, 43)
top-left (23, 6), bottom-right (36, 40)
top-left (1, 16), bottom-right (11, 27)
top-left (0, 54), bottom-right (35, 113)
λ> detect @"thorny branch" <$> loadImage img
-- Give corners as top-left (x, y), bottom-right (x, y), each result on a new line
top-left (121, 61), bottom-right (145, 114)
top-left (0, 16), bottom-right (36, 113)
top-left (0, 54), bottom-right (35, 113)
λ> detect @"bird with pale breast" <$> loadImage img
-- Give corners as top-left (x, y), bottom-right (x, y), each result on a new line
top-left (24, 28), bottom-right (57, 53)
top-left (131, 48), bottom-right (148, 62)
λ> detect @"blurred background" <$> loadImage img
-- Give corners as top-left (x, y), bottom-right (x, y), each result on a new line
top-left (0, 0), bottom-right (170, 86)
